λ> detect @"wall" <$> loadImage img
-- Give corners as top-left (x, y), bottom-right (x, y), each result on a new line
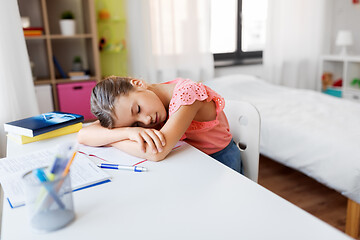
top-left (96, 0), bottom-right (128, 77)
top-left (214, 64), bottom-right (264, 79)
top-left (211, 0), bottom-right (265, 79)
top-left (329, 1), bottom-right (360, 55)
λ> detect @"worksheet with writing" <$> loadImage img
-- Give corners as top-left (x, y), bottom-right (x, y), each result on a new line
top-left (0, 142), bottom-right (186, 208)
top-left (0, 148), bottom-right (111, 208)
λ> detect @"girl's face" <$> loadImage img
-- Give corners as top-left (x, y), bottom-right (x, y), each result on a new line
top-left (113, 87), bottom-right (167, 129)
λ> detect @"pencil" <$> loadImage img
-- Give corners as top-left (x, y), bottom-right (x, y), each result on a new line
top-left (62, 151), bottom-right (77, 177)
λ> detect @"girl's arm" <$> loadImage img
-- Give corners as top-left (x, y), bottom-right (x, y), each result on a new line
top-left (77, 121), bottom-right (165, 152)
top-left (77, 121), bottom-right (128, 146)
top-left (110, 100), bottom-right (204, 161)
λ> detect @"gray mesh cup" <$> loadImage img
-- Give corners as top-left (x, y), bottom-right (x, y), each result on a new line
top-left (22, 169), bottom-right (75, 232)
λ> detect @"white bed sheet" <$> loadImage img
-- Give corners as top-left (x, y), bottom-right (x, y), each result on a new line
top-left (206, 74), bottom-right (360, 203)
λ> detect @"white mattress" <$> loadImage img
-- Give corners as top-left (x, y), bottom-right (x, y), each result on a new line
top-left (206, 74), bottom-right (360, 203)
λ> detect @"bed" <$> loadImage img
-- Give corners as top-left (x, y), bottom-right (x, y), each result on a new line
top-left (206, 74), bottom-right (360, 236)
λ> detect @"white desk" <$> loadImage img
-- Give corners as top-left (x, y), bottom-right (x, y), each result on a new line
top-left (1, 134), bottom-right (353, 240)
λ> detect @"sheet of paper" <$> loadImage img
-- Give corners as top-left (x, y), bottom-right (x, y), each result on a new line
top-left (0, 148), bottom-right (111, 208)
top-left (78, 144), bottom-right (147, 165)
top-left (77, 141), bottom-right (186, 166)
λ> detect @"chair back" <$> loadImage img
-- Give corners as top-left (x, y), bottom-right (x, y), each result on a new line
top-left (224, 100), bottom-right (261, 182)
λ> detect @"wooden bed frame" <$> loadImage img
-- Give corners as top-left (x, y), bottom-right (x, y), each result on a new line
top-left (346, 199), bottom-right (360, 238)
top-left (0, 185), bottom-right (3, 236)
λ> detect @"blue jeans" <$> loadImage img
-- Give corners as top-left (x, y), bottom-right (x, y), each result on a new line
top-left (210, 139), bottom-right (243, 174)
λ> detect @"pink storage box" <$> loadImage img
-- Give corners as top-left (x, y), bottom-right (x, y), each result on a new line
top-left (57, 81), bottom-right (96, 120)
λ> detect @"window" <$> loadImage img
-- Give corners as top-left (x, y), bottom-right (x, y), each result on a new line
top-left (210, 0), bottom-right (268, 66)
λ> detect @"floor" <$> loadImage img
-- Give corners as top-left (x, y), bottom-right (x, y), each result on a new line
top-left (258, 155), bottom-right (348, 233)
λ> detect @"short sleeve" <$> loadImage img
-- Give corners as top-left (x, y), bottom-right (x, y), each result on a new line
top-left (206, 86), bottom-right (225, 114)
top-left (167, 78), bottom-right (227, 140)
top-left (168, 79), bottom-right (208, 116)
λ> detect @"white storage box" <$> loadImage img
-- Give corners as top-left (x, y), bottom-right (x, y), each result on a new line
top-left (35, 85), bottom-right (54, 113)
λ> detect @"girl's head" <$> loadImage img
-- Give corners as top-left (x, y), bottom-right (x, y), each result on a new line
top-left (91, 76), bottom-right (167, 129)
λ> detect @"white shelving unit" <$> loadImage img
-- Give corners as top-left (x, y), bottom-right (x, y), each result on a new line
top-left (319, 55), bottom-right (360, 103)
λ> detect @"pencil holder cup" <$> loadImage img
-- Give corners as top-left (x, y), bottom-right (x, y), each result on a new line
top-left (22, 168), bottom-right (75, 232)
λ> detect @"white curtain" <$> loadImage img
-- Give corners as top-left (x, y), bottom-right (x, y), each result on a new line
top-left (0, 1), bottom-right (39, 157)
top-left (264, 0), bottom-right (332, 89)
top-left (126, 0), bottom-right (214, 83)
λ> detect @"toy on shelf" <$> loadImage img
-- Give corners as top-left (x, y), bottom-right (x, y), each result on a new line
top-left (322, 72), bottom-right (333, 91)
top-left (99, 37), bottom-right (107, 51)
top-left (332, 78), bottom-right (343, 87)
top-left (321, 72), bottom-right (343, 98)
top-left (351, 78), bottom-right (360, 88)
top-left (98, 27), bottom-right (126, 53)
top-left (99, 9), bottom-right (110, 20)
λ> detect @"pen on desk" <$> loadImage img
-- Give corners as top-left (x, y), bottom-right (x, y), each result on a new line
top-left (97, 163), bottom-right (148, 172)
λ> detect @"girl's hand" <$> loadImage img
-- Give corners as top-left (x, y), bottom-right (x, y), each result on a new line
top-left (127, 127), bottom-right (166, 153)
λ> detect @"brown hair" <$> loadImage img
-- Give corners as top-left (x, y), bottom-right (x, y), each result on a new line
top-left (91, 76), bottom-right (134, 128)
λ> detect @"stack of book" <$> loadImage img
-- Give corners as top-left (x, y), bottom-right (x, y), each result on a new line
top-left (68, 71), bottom-right (90, 80)
top-left (23, 27), bottom-right (44, 36)
top-left (4, 112), bottom-right (84, 144)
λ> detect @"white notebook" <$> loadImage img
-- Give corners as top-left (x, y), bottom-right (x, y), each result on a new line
top-left (0, 148), bottom-right (111, 208)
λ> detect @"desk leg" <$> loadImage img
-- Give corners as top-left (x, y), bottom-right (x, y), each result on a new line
top-left (346, 198), bottom-right (360, 238)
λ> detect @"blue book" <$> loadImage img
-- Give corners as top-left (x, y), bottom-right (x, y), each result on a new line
top-left (53, 56), bottom-right (67, 78)
top-left (4, 112), bottom-right (84, 137)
